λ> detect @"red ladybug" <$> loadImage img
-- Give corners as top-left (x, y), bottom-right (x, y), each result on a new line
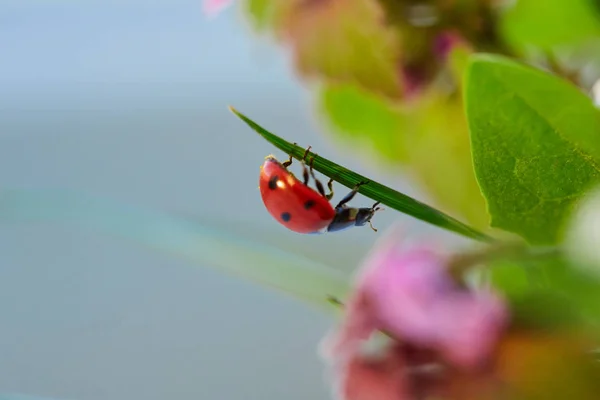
top-left (259, 147), bottom-right (381, 234)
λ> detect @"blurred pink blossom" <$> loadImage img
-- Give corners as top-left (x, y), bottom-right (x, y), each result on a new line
top-left (332, 344), bottom-right (409, 400)
top-left (323, 225), bottom-right (509, 371)
top-left (431, 290), bottom-right (507, 369)
top-left (321, 226), bottom-right (508, 399)
top-left (203, 0), bottom-right (233, 17)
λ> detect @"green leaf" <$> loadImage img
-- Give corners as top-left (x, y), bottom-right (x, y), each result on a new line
top-left (486, 252), bottom-right (600, 331)
top-left (465, 54), bottom-right (600, 245)
top-left (0, 189), bottom-right (349, 311)
top-left (404, 93), bottom-right (490, 230)
top-left (243, 0), bottom-right (281, 31)
top-left (230, 106), bottom-right (493, 242)
top-left (317, 49), bottom-right (490, 231)
top-left (488, 259), bottom-right (531, 299)
top-left (499, 0), bottom-right (600, 52)
top-left (542, 257), bottom-right (600, 328)
top-left (319, 84), bottom-right (410, 161)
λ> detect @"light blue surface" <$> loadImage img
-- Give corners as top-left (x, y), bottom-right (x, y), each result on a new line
top-left (0, 2), bottom-right (436, 399)
top-left (0, 394), bottom-right (71, 400)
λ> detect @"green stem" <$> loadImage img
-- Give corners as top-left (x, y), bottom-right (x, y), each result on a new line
top-left (448, 241), bottom-right (562, 277)
top-left (230, 106), bottom-right (494, 242)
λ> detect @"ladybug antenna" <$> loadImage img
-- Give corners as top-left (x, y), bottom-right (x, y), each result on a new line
top-left (368, 220), bottom-right (378, 232)
top-left (368, 202), bottom-right (383, 232)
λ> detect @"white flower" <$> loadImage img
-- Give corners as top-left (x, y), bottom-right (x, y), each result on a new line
top-left (565, 187), bottom-right (600, 275)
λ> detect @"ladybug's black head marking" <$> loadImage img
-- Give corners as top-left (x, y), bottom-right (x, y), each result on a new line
top-left (268, 175), bottom-right (279, 190)
top-left (281, 212), bottom-right (291, 222)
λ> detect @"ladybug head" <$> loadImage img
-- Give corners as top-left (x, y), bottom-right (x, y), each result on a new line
top-left (327, 202), bottom-right (382, 233)
top-left (355, 207), bottom-right (378, 227)
top-left (355, 201), bottom-right (383, 232)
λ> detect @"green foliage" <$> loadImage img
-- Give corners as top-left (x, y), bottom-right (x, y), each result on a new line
top-left (244, 0), bottom-right (275, 31)
top-left (280, 0), bottom-right (404, 99)
top-left (240, 0), bottom-right (600, 243)
top-left (230, 106), bottom-right (493, 242)
top-left (500, 0), bottom-right (600, 52)
top-left (542, 257), bottom-right (600, 328)
top-left (465, 54), bottom-right (600, 245)
top-left (484, 248), bottom-right (600, 333)
top-left (315, 43), bottom-right (492, 229)
top-left (488, 259), bottom-right (530, 299)
top-left (319, 84), bottom-right (410, 161)
top-left (403, 93), bottom-right (490, 229)
top-left (318, 81), bottom-right (491, 229)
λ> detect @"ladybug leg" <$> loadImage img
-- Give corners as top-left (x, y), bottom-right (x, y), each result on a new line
top-left (313, 175), bottom-right (327, 197)
top-left (335, 181), bottom-right (368, 208)
top-left (282, 142), bottom-right (299, 168)
top-left (301, 146), bottom-right (313, 162)
top-left (300, 159), bottom-right (310, 185)
top-left (325, 178), bottom-right (334, 200)
top-left (294, 145), bottom-right (313, 184)
top-left (368, 220), bottom-right (378, 232)
top-left (282, 154), bottom-right (293, 168)
top-left (308, 156), bottom-right (327, 197)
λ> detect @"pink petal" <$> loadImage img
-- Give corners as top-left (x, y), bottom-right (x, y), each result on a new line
top-left (320, 291), bottom-right (378, 362)
top-left (324, 224), bottom-right (509, 372)
top-left (432, 291), bottom-right (508, 369)
top-left (202, 0), bottom-right (233, 17)
top-left (333, 345), bottom-right (409, 400)
top-left (357, 229), bottom-right (453, 344)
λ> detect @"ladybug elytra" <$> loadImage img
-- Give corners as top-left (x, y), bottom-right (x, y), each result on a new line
top-left (259, 147), bottom-right (381, 234)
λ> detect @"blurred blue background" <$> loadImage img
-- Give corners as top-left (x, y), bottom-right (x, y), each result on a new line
top-left (0, 1), bottom-right (438, 400)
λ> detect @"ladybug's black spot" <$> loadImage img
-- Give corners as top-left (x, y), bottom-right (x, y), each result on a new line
top-left (281, 212), bottom-right (291, 222)
top-left (268, 175), bottom-right (279, 190)
top-left (304, 200), bottom-right (315, 210)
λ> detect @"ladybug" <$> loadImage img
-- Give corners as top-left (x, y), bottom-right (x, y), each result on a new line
top-left (259, 146), bottom-right (381, 234)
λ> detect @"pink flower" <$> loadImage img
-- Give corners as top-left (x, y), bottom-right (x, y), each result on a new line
top-left (329, 341), bottom-right (449, 400)
top-left (332, 344), bottom-right (409, 400)
top-left (202, 0), bottom-right (233, 17)
top-left (322, 225), bottom-right (509, 370)
top-left (431, 290), bottom-right (507, 369)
